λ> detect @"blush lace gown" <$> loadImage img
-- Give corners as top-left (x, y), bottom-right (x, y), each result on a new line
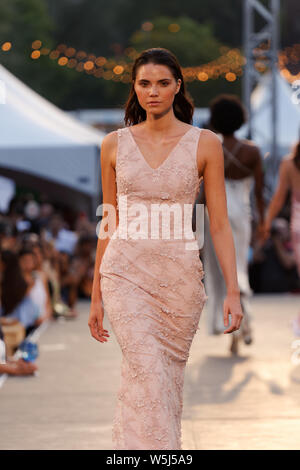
top-left (99, 125), bottom-right (208, 450)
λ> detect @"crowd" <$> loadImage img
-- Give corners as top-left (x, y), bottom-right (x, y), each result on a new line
top-left (0, 194), bottom-right (98, 376)
top-left (249, 216), bottom-right (300, 294)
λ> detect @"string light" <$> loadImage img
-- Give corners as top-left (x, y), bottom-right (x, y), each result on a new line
top-left (31, 50), bottom-right (40, 60)
top-left (58, 56), bottom-right (68, 66)
top-left (32, 40), bottom-right (42, 49)
top-left (168, 23), bottom-right (180, 33)
top-left (1, 33), bottom-right (300, 84)
top-left (40, 47), bottom-right (50, 55)
top-left (141, 22), bottom-right (153, 32)
top-left (1, 42), bottom-right (12, 51)
top-left (113, 65), bottom-right (124, 74)
top-left (33, 43), bottom-right (261, 82)
top-left (49, 50), bottom-right (60, 60)
top-left (225, 72), bottom-right (236, 82)
top-left (84, 61), bottom-right (94, 71)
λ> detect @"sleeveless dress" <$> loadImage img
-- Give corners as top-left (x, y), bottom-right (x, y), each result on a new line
top-left (203, 141), bottom-right (253, 335)
top-left (99, 125), bottom-right (208, 450)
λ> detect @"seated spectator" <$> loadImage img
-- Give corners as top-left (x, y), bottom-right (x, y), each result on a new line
top-left (38, 203), bottom-right (54, 234)
top-left (0, 316), bottom-right (26, 357)
top-left (38, 240), bottom-right (76, 319)
top-left (23, 199), bottom-right (41, 234)
top-left (0, 219), bottom-right (19, 253)
top-left (74, 211), bottom-right (96, 237)
top-left (44, 213), bottom-right (78, 255)
top-left (249, 218), bottom-right (300, 293)
top-left (0, 358), bottom-right (37, 376)
top-left (18, 247), bottom-right (53, 329)
top-left (73, 235), bottom-right (96, 298)
top-left (26, 242), bottom-right (53, 318)
top-left (0, 324), bottom-right (37, 375)
top-left (58, 251), bottom-right (82, 316)
top-left (0, 250), bottom-right (41, 333)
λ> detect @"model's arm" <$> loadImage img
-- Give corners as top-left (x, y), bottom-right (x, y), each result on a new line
top-left (264, 159), bottom-right (290, 237)
top-left (198, 130), bottom-right (243, 334)
top-left (88, 131), bottom-right (118, 343)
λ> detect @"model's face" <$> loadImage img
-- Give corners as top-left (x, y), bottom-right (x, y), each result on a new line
top-left (134, 63), bottom-right (181, 115)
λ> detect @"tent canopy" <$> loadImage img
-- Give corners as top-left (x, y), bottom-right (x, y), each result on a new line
top-left (0, 64), bottom-right (105, 211)
top-left (236, 71), bottom-right (300, 156)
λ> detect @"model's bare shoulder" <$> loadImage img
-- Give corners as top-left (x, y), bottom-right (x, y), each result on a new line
top-left (282, 153), bottom-right (294, 163)
top-left (100, 130), bottom-right (118, 169)
top-left (101, 130), bottom-right (118, 148)
top-left (196, 129), bottom-right (223, 177)
top-left (280, 154), bottom-right (294, 177)
top-left (240, 139), bottom-right (263, 168)
top-left (198, 129), bottom-right (223, 158)
top-left (242, 138), bottom-right (255, 146)
top-left (241, 138), bottom-right (261, 154)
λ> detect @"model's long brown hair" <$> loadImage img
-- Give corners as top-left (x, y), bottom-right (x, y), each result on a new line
top-left (292, 141), bottom-right (300, 171)
top-left (124, 48), bottom-right (194, 126)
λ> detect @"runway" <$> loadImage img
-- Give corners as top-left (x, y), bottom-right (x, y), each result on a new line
top-left (0, 294), bottom-right (300, 450)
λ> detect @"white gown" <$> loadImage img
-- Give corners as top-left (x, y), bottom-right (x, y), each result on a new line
top-left (203, 142), bottom-right (253, 336)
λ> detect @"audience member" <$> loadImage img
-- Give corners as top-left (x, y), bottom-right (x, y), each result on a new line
top-left (249, 218), bottom-right (300, 293)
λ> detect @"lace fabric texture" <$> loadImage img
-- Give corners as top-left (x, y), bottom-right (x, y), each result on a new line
top-left (99, 125), bottom-right (208, 450)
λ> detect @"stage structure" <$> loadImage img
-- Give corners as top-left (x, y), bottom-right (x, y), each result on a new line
top-left (243, 0), bottom-right (280, 181)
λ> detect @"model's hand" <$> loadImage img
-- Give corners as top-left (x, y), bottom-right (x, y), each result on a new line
top-left (88, 302), bottom-right (110, 343)
top-left (223, 292), bottom-right (243, 334)
top-left (261, 220), bottom-right (271, 242)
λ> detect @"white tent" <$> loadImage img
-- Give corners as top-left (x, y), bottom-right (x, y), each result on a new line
top-left (251, 71), bottom-right (300, 151)
top-left (0, 64), bottom-right (106, 217)
top-left (237, 71), bottom-right (300, 157)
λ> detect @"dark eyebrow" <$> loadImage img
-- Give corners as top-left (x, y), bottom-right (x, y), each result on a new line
top-left (137, 78), bottom-right (171, 83)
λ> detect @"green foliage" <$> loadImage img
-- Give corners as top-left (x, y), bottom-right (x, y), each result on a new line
top-left (2, 0), bottom-right (292, 110)
top-left (127, 15), bottom-right (241, 108)
top-left (0, 0), bottom-right (56, 96)
top-left (130, 16), bottom-right (222, 66)
top-left (0, 0), bottom-right (54, 65)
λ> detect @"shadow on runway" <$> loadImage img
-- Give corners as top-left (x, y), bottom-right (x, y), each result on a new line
top-left (185, 354), bottom-right (287, 410)
top-left (185, 355), bottom-right (252, 407)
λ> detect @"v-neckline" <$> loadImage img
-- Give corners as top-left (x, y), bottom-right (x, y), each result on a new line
top-left (127, 126), bottom-right (194, 172)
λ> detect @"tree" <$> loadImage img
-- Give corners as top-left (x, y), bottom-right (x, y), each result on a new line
top-left (128, 16), bottom-right (241, 108)
top-left (130, 15), bottom-right (221, 66)
top-left (0, 0), bottom-right (77, 102)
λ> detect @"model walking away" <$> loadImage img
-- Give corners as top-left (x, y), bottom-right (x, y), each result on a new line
top-left (202, 94), bottom-right (265, 356)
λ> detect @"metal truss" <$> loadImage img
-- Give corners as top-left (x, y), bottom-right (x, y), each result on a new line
top-left (243, 0), bottom-right (280, 177)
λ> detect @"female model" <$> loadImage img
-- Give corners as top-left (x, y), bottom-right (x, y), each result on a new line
top-left (88, 48), bottom-right (243, 450)
top-left (263, 141), bottom-right (300, 335)
top-left (202, 95), bottom-right (265, 355)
